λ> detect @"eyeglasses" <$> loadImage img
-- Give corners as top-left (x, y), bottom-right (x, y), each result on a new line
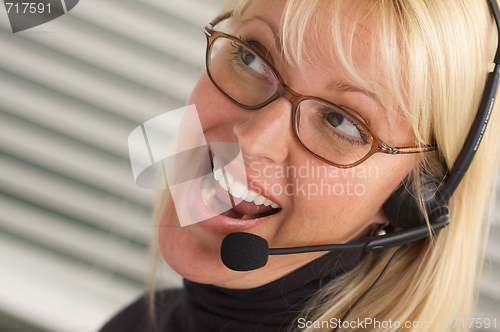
top-left (204, 12), bottom-right (437, 169)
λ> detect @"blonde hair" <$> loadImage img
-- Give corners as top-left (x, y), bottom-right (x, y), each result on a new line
top-left (150, 0), bottom-right (500, 331)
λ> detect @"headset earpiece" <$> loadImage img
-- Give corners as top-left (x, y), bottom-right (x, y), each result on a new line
top-left (383, 175), bottom-right (449, 229)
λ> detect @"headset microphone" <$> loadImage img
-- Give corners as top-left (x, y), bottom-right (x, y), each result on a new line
top-left (221, 216), bottom-right (450, 272)
top-left (221, 0), bottom-right (500, 272)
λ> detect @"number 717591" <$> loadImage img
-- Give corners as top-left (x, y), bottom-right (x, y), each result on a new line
top-left (5, 3), bottom-right (51, 14)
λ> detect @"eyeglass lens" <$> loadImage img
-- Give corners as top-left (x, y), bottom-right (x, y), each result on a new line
top-left (208, 35), bottom-right (375, 166)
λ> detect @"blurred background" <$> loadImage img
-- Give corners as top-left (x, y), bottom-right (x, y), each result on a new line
top-left (0, 0), bottom-right (498, 331)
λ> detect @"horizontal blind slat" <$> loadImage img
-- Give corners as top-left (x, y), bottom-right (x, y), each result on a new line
top-left (0, 194), bottom-right (150, 282)
top-left (0, 154), bottom-right (152, 244)
top-left (0, 110), bottom-right (153, 207)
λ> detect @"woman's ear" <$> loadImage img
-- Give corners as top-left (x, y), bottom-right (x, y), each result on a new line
top-left (368, 207), bottom-right (390, 236)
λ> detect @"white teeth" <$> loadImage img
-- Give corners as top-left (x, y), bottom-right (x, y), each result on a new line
top-left (201, 188), bottom-right (211, 207)
top-left (214, 168), bottom-right (223, 181)
top-left (211, 156), bottom-right (281, 209)
top-left (201, 178), bottom-right (216, 208)
top-left (212, 156), bottom-right (223, 180)
top-left (218, 172), bottom-right (233, 190)
top-left (201, 178), bottom-right (212, 190)
top-left (219, 178), bottom-right (229, 190)
top-left (242, 189), bottom-right (258, 202)
top-left (253, 195), bottom-right (267, 205)
top-left (230, 182), bottom-right (248, 198)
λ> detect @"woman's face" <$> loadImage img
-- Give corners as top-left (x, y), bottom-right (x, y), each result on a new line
top-left (159, 0), bottom-right (416, 289)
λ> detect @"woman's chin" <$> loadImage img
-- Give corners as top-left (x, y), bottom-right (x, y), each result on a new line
top-left (157, 201), bottom-right (237, 285)
top-left (158, 228), bottom-right (240, 285)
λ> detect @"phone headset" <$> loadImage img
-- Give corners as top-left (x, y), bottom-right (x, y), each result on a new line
top-left (221, 0), bottom-right (500, 273)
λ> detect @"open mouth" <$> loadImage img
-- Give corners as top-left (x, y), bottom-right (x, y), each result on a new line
top-left (200, 155), bottom-right (282, 220)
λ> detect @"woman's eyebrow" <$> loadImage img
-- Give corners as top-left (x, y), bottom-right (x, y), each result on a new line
top-left (329, 80), bottom-right (389, 129)
top-left (328, 80), bottom-right (382, 108)
top-left (240, 16), bottom-right (283, 53)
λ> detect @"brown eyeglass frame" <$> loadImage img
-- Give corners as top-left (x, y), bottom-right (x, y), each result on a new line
top-left (204, 12), bottom-right (437, 169)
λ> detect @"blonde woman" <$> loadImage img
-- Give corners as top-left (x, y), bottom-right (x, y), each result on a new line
top-left (100, 0), bottom-right (500, 331)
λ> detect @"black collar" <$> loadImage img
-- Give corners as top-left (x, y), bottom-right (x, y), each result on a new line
top-left (183, 250), bottom-right (363, 332)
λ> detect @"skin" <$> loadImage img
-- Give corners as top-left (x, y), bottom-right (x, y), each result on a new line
top-left (158, 0), bottom-right (416, 289)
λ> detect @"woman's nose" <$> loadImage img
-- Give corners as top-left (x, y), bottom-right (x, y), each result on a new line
top-left (233, 97), bottom-right (294, 164)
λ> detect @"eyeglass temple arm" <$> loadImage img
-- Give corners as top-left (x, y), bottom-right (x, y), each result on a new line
top-left (208, 11), bottom-right (233, 29)
top-left (377, 144), bottom-right (437, 155)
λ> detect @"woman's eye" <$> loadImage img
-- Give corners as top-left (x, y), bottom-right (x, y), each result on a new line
top-left (326, 111), bottom-right (362, 139)
top-left (238, 47), bottom-right (267, 76)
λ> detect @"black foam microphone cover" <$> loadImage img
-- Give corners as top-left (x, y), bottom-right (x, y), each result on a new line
top-left (221, 232), bottom-right (269, 271)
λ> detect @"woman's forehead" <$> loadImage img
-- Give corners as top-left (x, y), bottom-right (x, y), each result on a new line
top-left (240, 0), bottom-right (380, 55)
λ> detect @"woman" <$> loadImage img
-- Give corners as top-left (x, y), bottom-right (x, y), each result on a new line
top-left (100, 0), bottom-right (500, 331)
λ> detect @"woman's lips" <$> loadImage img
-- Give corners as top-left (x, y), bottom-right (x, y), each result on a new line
top-left (184, 154), bottom-right (282, 233)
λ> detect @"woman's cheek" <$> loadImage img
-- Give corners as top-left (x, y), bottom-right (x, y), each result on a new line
top-left (186, 71), bottom-right (234, 131)
top-left (293, 160), bottom-right (393, 236)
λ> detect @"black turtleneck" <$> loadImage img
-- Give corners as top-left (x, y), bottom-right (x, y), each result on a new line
top-left (98, 250), bottom-right (362, 332)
